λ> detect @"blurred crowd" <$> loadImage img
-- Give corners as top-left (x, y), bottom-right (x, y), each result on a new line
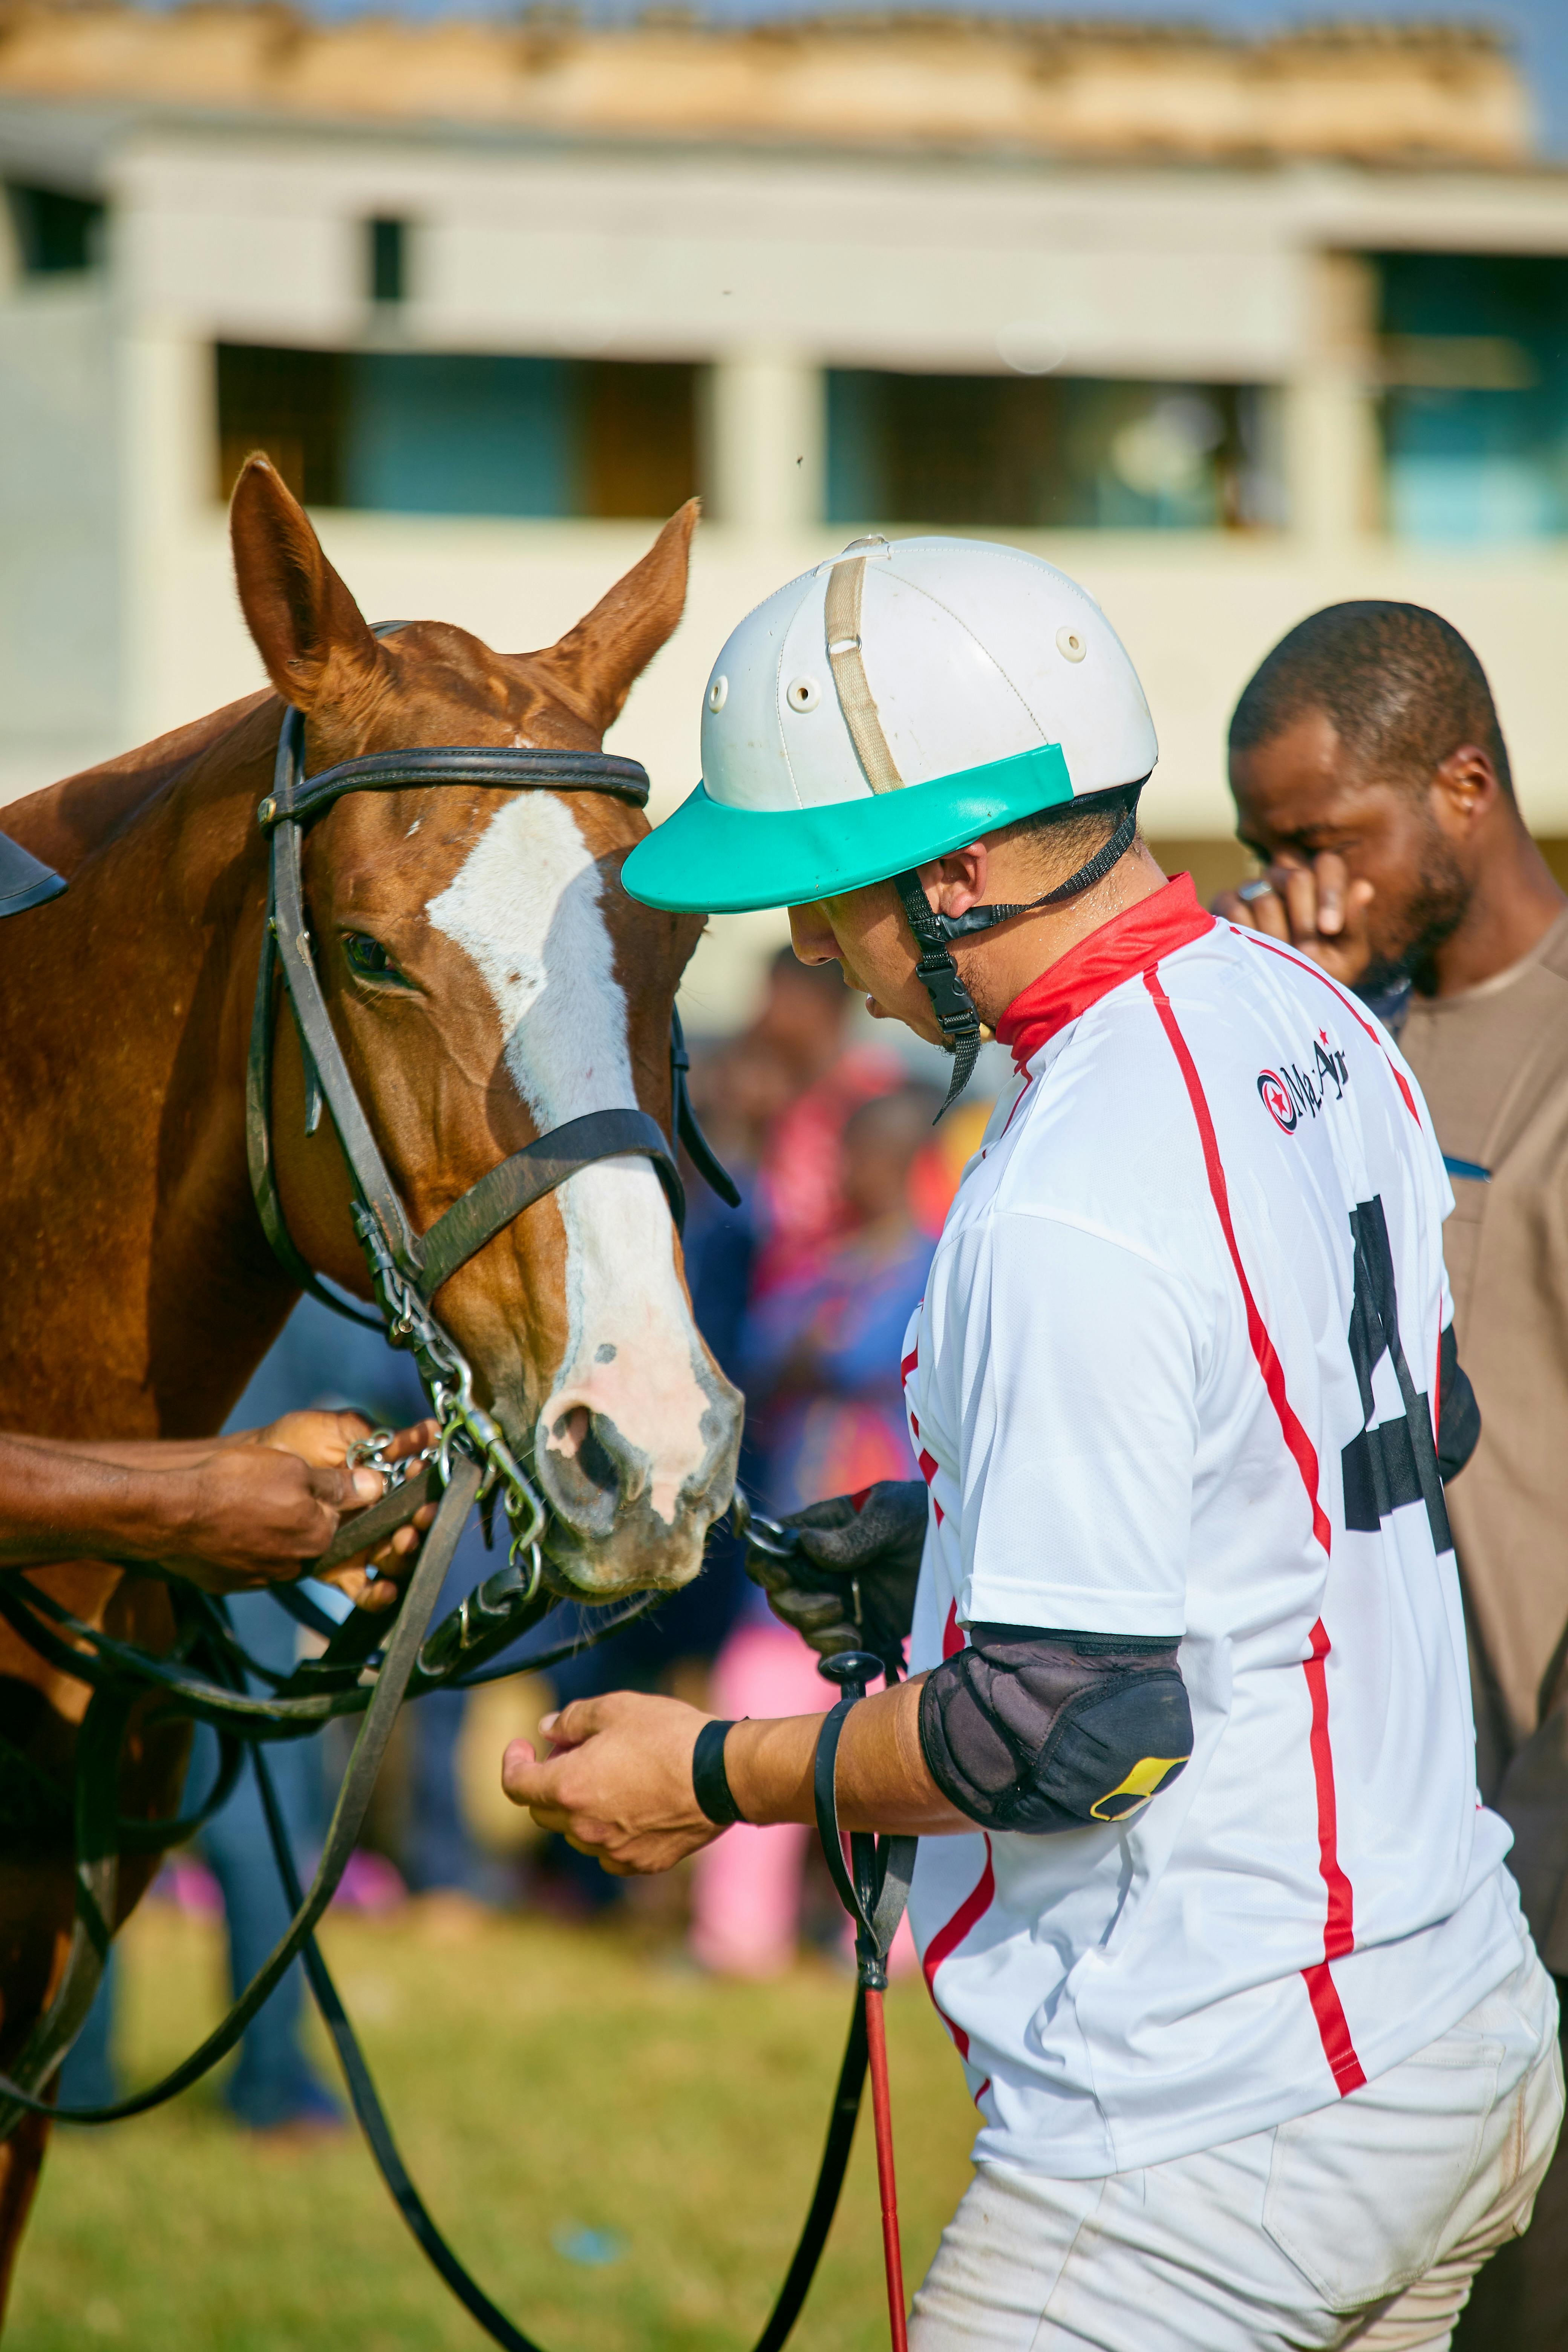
top-left (63, 948), bottom-right (990, 2136)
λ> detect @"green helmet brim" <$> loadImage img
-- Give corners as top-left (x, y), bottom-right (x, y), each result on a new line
top-left (621, 742), bottom-right (1073, 914)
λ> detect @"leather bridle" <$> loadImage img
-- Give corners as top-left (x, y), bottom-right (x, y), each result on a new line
top-left (246, 685), bottom-right (739, 1579)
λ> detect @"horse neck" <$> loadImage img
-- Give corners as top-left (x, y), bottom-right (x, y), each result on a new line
top-left (0, 701), bottom-right (294, 1439)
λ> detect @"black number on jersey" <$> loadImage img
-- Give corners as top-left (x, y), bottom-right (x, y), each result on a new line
top-left (1341, 1197), bottom-right (1452, 1553)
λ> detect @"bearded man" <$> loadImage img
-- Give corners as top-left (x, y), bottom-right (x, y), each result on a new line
top-left (1217, 600), bottom-right (1568, 2349)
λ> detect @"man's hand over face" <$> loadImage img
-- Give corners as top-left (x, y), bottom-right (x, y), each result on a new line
top-left (501, 1692), bottom-right (723, 1876)
top-left (1213, 854), bottom-right (1376, 988)
top-left (168, 1410), bottom-right (439, 1609)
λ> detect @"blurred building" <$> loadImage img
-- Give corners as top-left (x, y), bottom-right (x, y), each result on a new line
top-left (2, 6), bottom-right (1566, 1014)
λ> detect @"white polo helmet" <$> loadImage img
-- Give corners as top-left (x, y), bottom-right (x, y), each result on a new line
top-left (621, 532), bottom-right (1159, 1109)
top-left (622, 533), bottom-right (1158, 915)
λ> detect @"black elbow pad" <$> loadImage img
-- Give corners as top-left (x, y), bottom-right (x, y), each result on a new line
top-left (919, 1625), bottom-right (1193, 1835)
top-left (1437, 1324), bottom-right (1481, 1484)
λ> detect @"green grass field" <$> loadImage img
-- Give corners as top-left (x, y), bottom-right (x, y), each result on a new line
top-left (8, 1899), bottom-right (980, 2352)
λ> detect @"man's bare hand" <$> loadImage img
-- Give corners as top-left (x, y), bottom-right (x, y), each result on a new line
top-left (162, 1409), bottom-right (439, 1606)
top-left (500, 1691), bottom-right (723, 1876)
top-left (1213, 854), bottom-right (1376, 987)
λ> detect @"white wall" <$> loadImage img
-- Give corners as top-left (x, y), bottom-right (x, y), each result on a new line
top-left (0, 282), bottom-right (120, 794)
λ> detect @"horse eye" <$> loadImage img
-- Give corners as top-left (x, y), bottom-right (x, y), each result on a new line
top-left (343, 933), bottom-right (397, 980)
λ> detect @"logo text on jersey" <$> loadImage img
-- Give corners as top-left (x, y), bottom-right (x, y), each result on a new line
top-left (1259, 1033), bottom-right (1349, 1135)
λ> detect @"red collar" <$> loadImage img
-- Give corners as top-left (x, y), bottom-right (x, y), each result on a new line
top-left (995, 874), bottom-right (1214, 1073)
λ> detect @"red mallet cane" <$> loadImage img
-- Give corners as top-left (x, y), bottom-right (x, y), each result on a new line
top-left (814, 1649), bottom-right (919, 2352)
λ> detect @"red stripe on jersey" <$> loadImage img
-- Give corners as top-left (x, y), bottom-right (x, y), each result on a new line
top-left (918, 1448), bottom-right (939, 1487)
top-left (922, 1838), bottom-right (995, 2060)
top-left (1302, 1962), bottom-right (1367, 2096)
top-left (1143, 970), bottom-right (1332, 1557)
top-left (901, 1346), bottom-right (919, 1383)
top-left (942, 1600), bottom-right (963, 1658)
top-left (999, 1077), bottom-right (1035, 1137)
top-left (1303, 1617), bottom-right (1355, 1961)
top-left (1146, 964), bottom-right (1365, 2097)
top-left (1237, 929), bottom-right (1420, 1128)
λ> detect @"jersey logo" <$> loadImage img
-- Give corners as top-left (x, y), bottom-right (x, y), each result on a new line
top-left (1258, 1070), bottom-right (1298, 1132)
top-left (1341, 1196), bottom-right (1451, 1554)
top-left (1260, 1032), bottom-right (1350, 1135)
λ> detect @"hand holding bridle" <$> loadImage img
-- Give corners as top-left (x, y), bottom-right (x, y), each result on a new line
top-left (744, 1480), bottom-right (928, 1676)
top-left (164, 1410), bottom-right (439, 1609)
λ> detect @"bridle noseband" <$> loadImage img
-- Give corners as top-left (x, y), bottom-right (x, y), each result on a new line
top-left (245, 688), bottom-right (739, 1574)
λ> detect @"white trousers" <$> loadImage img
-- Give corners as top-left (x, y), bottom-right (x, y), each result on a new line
top-left (910, 1948), bottom-right (1563, 2352)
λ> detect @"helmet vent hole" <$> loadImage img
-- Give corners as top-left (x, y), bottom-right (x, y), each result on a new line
top-left (706, 674), bottom-right (729, 713)
top-left (786, 676), bottom-right (821, 714)
top-left (1056, 627), bottom-right (1087, 664)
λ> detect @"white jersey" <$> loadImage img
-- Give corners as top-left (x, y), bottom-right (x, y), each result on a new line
top-left (903, 874), bottom-right (1521, 2179)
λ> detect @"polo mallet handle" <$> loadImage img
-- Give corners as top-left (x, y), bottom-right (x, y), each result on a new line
top-left (815, 1649), bottom-right (911, 2352)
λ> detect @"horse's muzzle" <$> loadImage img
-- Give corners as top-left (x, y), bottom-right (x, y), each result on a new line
top-left (531, 1367), bottom-right (742, 1596)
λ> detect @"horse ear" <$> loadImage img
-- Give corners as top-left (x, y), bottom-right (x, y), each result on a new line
top-left (531, 499), bottom-right (699, 733)
top-left (229, 454), bottom-right (381, 712)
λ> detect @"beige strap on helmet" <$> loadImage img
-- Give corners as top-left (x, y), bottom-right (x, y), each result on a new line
top-left (824, 552), bottom-right (903, 795)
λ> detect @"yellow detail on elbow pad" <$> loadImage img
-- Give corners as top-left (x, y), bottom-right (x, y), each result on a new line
top-left (1090, 1754), bottom-right (1191, 1822)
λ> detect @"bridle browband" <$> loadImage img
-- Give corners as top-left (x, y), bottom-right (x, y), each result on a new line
top-left (245, 674), bottom-right (739, 1572)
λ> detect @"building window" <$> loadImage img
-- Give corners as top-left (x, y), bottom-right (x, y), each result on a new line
top-left (368, 217), bottom-right (406, 306)
top-left (217, 346), bottom-right (343, 510)
top-left (1377, 253), bottom-right (1568, 543)
top-left (826, 372), bottom-right (1281, 531)
top-left (6, 184), bottom-right (106, 275)
top-left (214, 345), bottom-right (699, 519)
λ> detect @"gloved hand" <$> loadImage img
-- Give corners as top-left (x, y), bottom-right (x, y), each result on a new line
top-left (742, 1480), bottom-right (928, 1674)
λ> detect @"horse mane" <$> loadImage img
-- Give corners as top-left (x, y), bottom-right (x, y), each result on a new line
top-left (0, 689), bottom-right (277, 878)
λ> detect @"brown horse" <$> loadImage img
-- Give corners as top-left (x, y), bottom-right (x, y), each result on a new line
top-left (0, 457), bottom-right (741, 2314)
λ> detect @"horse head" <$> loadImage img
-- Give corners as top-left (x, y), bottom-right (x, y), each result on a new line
top-left (231, 456), bottom-right (741, 1597)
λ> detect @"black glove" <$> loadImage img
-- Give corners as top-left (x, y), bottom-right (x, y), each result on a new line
top-left (743, 1480), bottom-right (928, 1675)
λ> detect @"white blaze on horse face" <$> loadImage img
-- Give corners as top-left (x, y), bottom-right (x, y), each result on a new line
top-left (426, 793), bottom-right (712, 1529)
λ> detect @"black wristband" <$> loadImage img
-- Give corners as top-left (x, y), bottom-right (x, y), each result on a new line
top-left (692, 1718), bottom-right (747, 1826)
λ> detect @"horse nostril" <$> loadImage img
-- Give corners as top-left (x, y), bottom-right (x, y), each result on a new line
top-left (550, 1404), bottom-right (622, 1499)
top-left (553, 1404), bottom-right (591, 1455)
top-left (541, 1402), bottom-right (642, 1533)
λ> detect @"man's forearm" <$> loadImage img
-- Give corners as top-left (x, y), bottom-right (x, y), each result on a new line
top-left (11, 1432), bottom-right (228, 1471)
top-left (725, 1675), bottom-right (970, 1836)
top-left (0, 1434), bottom-right (188, 1565)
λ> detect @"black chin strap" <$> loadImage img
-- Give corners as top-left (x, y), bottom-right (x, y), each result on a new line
top-left (893, 786), bottom-right (1145, 1117)
top-left (891, 871), bottom-right (987, 1116)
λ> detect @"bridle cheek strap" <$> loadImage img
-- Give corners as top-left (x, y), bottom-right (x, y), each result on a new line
top-left (246, 701), bottom-right (737, 1332)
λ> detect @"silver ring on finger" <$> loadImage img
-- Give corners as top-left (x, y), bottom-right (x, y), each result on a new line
top-left (1237, 878), bottom-right (1275, 904)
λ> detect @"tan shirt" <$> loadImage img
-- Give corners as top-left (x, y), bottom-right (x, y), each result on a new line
top-left (1401, 909), bottom-right (1568, 1755)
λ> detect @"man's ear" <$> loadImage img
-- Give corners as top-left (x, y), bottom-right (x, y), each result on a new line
top-left (529, 500), bottom-right (698, 734)
top-left (923, 843), bottom-right (989, 918)
top-left (1433, 744), bottom-right (1502, 833)
top-left (230, 454), bottom-right (383, 713)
